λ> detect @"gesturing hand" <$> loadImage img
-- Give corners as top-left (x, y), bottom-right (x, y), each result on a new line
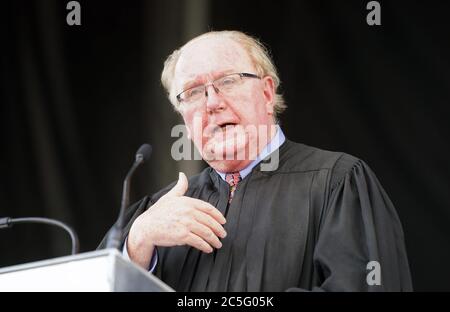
top-left (127, 172), bottom-right (227, 269)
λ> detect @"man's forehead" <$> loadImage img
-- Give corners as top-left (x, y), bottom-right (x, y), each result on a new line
top-left (174, 36), bottom-right (254, 84)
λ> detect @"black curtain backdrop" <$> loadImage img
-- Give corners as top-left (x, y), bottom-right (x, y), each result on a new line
top-left (1, 0), bottom-right (449, 291)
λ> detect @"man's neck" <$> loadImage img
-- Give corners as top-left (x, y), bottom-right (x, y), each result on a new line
top-left (215, 125), bottom-right (286, 180)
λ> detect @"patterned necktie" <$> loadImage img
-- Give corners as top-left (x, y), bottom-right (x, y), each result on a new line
top-left (225, 172), bottom-right (242, 203)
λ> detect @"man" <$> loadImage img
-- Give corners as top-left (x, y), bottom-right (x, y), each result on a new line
top-left (100, 30), bottom-right (412, 291)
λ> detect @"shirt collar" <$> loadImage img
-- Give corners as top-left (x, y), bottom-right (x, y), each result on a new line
top-left (216, 125), bottom-right (286, 181)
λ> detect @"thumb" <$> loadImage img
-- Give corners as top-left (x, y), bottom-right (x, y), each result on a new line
top-left (166, 172), bottom-right (188, 197)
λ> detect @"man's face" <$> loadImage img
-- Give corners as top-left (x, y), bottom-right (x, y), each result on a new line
top-left (173, 36), bottom-right (276, 173)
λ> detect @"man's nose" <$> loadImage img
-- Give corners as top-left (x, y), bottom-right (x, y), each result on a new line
top-left (205, 84), bottom-right (225, 112)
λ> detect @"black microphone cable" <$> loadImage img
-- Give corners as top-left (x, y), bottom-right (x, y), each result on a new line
top-left (0, 217), bottom-right (79, 255)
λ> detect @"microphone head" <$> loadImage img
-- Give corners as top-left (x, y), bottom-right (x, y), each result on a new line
top-left (136, 143), bottom-right (152, 162)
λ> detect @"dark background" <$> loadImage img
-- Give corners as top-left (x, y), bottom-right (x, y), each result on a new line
top-left (1, 0), bottom-right (449, 291)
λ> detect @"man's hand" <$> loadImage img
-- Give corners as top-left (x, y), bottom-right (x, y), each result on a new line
top-left (127, 172), bottom-right (227, 269)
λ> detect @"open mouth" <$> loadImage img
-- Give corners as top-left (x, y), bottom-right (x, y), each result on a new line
top-left (218, 122), bottom-right (238, 130)
top-left (205, 121), bottom-right (241, 138)
top-left (203, 121), bottom-right (248, 159)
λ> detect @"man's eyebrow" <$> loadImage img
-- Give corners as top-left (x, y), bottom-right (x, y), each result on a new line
top-left (181, 70), bottom-right (236, 90)
top-left (182, 77), bottom-right (204, 91)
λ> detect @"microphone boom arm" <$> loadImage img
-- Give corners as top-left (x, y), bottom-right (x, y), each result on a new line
top-left (106, 144), bottom-right (152, 250)
top-left (0, 217), bottom-right (79, 255)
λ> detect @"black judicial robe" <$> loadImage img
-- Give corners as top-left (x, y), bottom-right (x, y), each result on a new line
top-left (99, 140), bottom-right (412, 291)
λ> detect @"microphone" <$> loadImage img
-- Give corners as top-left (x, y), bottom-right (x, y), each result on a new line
top-left (0, 217), bottom-right (79, 255)
top-left (106, 143), bottom-right (152, 250)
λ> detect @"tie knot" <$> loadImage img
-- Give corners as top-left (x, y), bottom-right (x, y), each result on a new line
top-left (225, 172), bottom-right (241, 187)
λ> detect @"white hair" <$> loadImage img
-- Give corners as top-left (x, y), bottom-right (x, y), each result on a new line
top-left (161, 30), bottom-right (287, 120)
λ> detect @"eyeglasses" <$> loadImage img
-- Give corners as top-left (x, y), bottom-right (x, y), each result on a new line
top-left (176, 72), bottom-right (260, 105)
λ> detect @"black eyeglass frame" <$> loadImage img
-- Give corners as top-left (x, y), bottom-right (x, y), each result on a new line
top-left (176, 72), bottom-right (261, 103)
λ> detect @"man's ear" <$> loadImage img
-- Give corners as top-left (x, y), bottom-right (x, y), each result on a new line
top-left (263, 76), bottom-right (275, 115)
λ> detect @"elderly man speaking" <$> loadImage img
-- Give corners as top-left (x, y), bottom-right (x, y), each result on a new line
top-left (100, 30), bottom-right (412, 292)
